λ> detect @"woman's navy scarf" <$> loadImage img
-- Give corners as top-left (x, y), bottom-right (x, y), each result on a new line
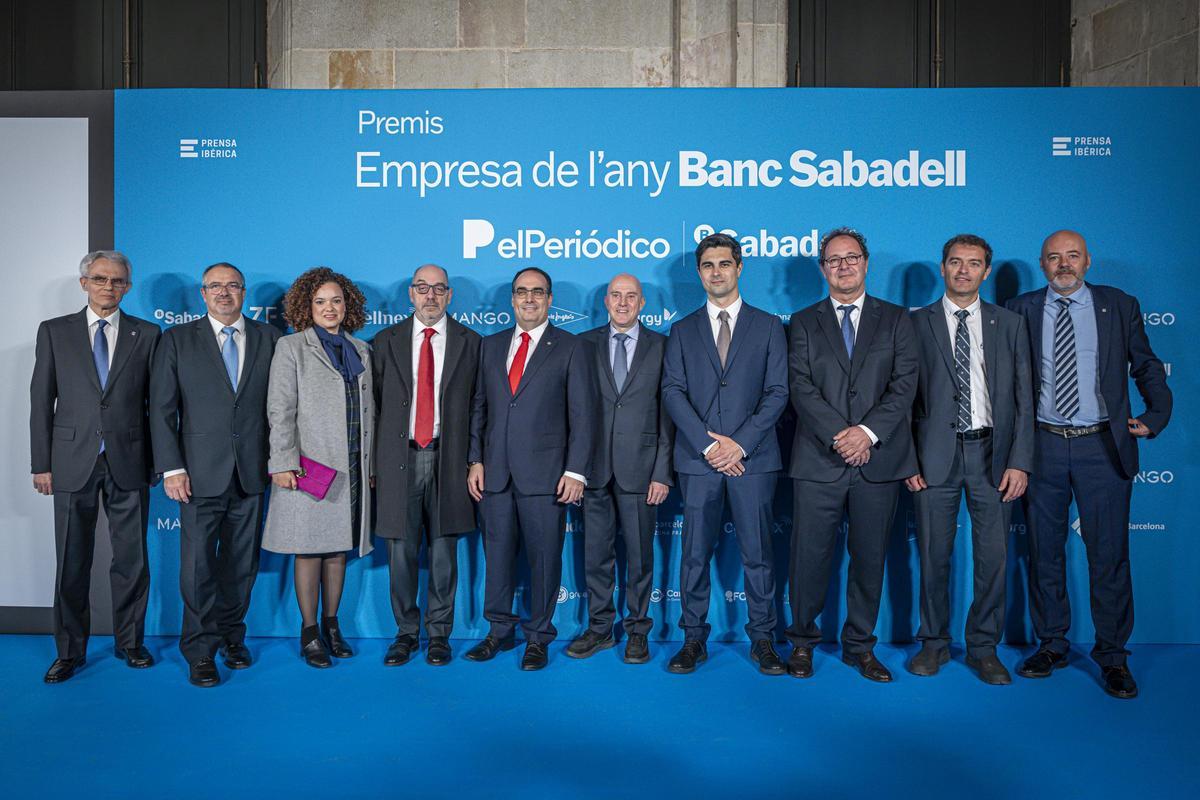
top-left (314, 325), bottom-right (365, 384)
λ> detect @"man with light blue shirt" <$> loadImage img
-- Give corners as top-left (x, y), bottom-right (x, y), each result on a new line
top-left (1006, 230), bottom-right (1171, 699)
top-left (567, 274), bottom-right (674, 664)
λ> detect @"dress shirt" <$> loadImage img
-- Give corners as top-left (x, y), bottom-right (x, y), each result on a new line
top-left (608, 321), bottom-right (640, 374)
top-left (702, 297), bottom-right (747, 458)
top-left (941, 295), bottom-right (993, 429)
top-left (506, 319), bottom-right (585, 485)
top-left (1038, 283), bottom-right (1107, 426)
top-left (86, 306), bottom-right (120, 368)
top-left (826, 292), bottom-right (878, 445)
top-left (409, 314), bottom-right (448, 438)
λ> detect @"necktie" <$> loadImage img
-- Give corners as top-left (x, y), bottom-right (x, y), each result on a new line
top-left (414, 327), bottom-right (436, 448)
top-left (1053, 297), bottom-right (1080, 420)
top-left (838, 304), bottom-right (856, 357)
top-left (716, 310), bottom-right (731, 369)
top-left (508, 331), bottom-right (531, 394)
top-left (221, 326), bottom-right (239, 391)
top-left (612, 332), bottom-right (630, 392)
top-left (93, 318), bottom-right (110, 390)
top-left (954, 309), bottom-right (972, 432)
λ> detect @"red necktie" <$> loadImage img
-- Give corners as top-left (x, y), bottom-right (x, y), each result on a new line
top-left (414, 327), bottom-right (436, 448)
top-left (508, 331), bottom-right (531, 394)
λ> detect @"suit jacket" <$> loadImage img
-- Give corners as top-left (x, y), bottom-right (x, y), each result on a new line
top-left (148, 316), bottom-right (281, 497)
top-left (373, 315), bottom-right (481, 538)
top-left (661, 302), bottom-right (788, 476)
top-left (910, 300), bottom-right (1034, 486)
top-left (580, 324), bottom-right (674, 493)
top-left (469, 323), bottom-right (597, 495)
top-left (788, 295), bottom-right (918, 483)
top-left (30, 307), bottom-right (160, 493)
top-left (1006, 283), bottom-right (1171, 480)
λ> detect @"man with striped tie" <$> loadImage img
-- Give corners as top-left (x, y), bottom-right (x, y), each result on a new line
top-left (1006, 230), bottom-right (1172, 699)
top-left (905, 234), bottom-right (1034, 685)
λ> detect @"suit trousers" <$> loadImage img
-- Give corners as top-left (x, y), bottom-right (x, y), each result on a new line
top-left (677, 471), bottom-right (778, 643)
top-left (1024, 427), bottom-right (1133, 666)
top-left (387, 447), bottom-right (458, 639)
top-left (581, 480), bottom-right (656, 637)
top-left (480, 483), bottom-right (565, 644)
top-left (914, 435), bottom-right (1010, 659)
top-left (788, 470), bottom-right (900, 654)
top-left (178, 471), bottom-right (263, 664)
top-left (52, 453), bottom-right (150, 659)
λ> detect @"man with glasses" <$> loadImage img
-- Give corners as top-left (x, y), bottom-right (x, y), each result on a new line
top-left (372, 264), bottom-right (480, 667)
top-left (785, 227), bottom-right (918, 683)
top-left (467, 267), bottom-right (596, 670)
top-left (149, 262), bottom-right (280, 687)
top-left (31, 251), bottom-right (161, 683)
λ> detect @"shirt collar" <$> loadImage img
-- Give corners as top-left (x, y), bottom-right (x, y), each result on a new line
top-left (414, 313), bottom-right (449, 337)
top-left (208, 313), bottom-right (245, 336)
top-left (1044, 282), bottom-right (1092, 307)
top-left (828, 292), bottom-right (866, 314)
top-left (706, 296), bottom-right (743, 321)
top-left (941, 294), bottom-right (980, 317)
top-left (609, 321), bottom-right (640, 341)
top-left (515, 319), bottom-right (550, 344)
top-left (86, 307), bottom-right (121, 330)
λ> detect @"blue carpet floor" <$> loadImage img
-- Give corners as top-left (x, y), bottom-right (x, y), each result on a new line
top-left (2, 635), bottom-right (1196, 799)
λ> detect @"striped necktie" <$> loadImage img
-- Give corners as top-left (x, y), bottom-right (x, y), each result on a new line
top-left (953, 309), bottom-right (972, 431)
top-left (1053, 297), bottom-right (1080, 420)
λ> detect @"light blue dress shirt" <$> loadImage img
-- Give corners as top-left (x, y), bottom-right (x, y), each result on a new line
top-left (1038, 283), bottom-right (1108, 425)
top-left (608, 321), bottom-right (639, 372)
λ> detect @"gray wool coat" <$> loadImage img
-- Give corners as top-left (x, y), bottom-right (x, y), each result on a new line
top-left (262, 328), bottom-right (374, 556)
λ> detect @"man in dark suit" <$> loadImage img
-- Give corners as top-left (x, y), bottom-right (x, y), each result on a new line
top-left (30, 250), bottom-right (161, 683)
top-left (373, 264), bottom-right (481, 667)
top-left (466, 267), bottom-right (596, 671)
top-left (149, 262), bottom-right (280, 687)
top-left (1006, 229), bottom-right (1171, 699)
top-left (566, 273), bottom-right (673, 665)
top-left (905, 234), bottom-right (1034, 685)
top-left (661, 233), bottom-right (788, 675)
top-left (786, 227), bottom-right (918, 683)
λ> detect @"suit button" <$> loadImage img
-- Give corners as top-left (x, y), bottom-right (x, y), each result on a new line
top-left (233, 433), bottom-right (240, 439)
top-left (95, 429), bottom-right (102, 436)
top-left (720, 381), bottom-right (727, 387)
top-left (399, 465), bottom-right (406, 471)
top-left (99, 403), bottom-right (108, 410)
top-left (849, 390), bottom-right (857, 397)
top-left (401, 433), bottom-right (407, 439)
top-left (402, 401), bottom-right (408, 407)
top-left (510, 402), bottom-right (516, 408)
top-left (949, 423), bottom-right (956, 429)
top-left (953, 395), bottom-right (959, 402)
top-left (233, 403), bottom-right (240, 410)
top-left (616, 403), bottom-right (622, 408)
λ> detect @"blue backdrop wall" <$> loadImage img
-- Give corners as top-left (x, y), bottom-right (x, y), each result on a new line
top-left (114, 88), bottom-right (1197, 643)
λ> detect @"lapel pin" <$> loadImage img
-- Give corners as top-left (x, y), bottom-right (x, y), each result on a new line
top-left (131, 330), bottom-right (137, 336)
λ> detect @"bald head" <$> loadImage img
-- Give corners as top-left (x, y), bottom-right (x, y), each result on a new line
top-left (1040, 230), bottom-right (1091, 295)
top-left (605, 273), bottom-right (645, 331)
top-left (409, 263), bottom-right (452, 325)
top-left (413, 263), bottom-right (448, 285)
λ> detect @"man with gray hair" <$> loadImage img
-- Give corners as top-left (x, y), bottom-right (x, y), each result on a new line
top-left (31, 250), bottom-right (161, 683)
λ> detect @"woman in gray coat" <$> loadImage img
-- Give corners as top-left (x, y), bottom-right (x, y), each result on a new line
top-left (263, 267), bottom-right (374, 668)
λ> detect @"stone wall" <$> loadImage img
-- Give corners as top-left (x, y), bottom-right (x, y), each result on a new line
top-left (267, 0), bottom-right (788, 89)
top-left (1072, 0), bottom-right (1198, 85)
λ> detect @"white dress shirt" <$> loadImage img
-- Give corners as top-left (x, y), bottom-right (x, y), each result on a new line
top-left (86, 306), bottom-right (120, 368)
top-left (941, 295), bottom-right (992, 429)
top-left (702, 297), bottom-right (747, 458)
top-left (410, 314), bottom-right (448, 438)
top-left (506, 319), bottom-right (585, 484)
top-left (827, 292), bottom-right (878, 445)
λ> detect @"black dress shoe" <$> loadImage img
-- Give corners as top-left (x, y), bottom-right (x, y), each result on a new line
top-left (219, 642), bottom-right (252, 670)
top-left (301, 637), bottom-right (333, 669)
top-left (384, 634), bottom-right (418, 667)
top-left (843, 650), bottom-right (893, 683)
top-left (1017, 648), bottom-right (1068, 678)
top-left (521, 642), bottom-right (549, 671)
top-left (188, 658), bottom-right (220, 688)
top-left (907, 645), bottom-right (950, 677)
top-left (1101, 664), bottom-right (1138, 699)
top-left (668, 640), bottom-right (707, 674)
top-left (966, 653), bottom-right (1012, 685)
top-left (624, 633), bottom-right (650, 664)
top-left (566, 629), bottom-right (615, 659)
top-left (426, 637), bottom-right (452, 666)
top-left (322, 622), bottom-right (354, 659)
top-left (751, 639), bottom-right (786, 675)
top-left (464, 635), bottom-right (516, 662)
top-left (117, 645), bottom-right (154, 669)
top-left (787, 646), bottom-right (813, 678)
top-left (44, 656), bottom-right (85, 684)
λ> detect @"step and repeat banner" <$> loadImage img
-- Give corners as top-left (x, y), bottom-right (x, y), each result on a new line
top-left (108, 87), bottom-right (1194, 642)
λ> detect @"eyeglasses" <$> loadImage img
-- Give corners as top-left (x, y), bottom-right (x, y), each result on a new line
top-left (513, 287), bottom-right (548, 300)
top-left (822, 254), bottom-right (864, 269)
top-left (412, 283), bottom-right (449, 296)
top-left (202, 282), bottom-right (245, 292)
top-left (85, 276), bottom-right (129, 290)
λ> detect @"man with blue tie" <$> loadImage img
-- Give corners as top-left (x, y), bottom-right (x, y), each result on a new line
top-left (1006, 230), bottom-right (1171, 699)
top-left (150, 262), bottom-right (281, 687)
top-left (31, 251), bottom-right (161, 683)
top-left (661, 233), bottom-right (789, 675)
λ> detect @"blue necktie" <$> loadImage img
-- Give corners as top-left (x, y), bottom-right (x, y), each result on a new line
top-left (94, 319), bottom-right (109, 453)
top-left (838, 304), bottom-right (856, 357)
top-left (612, 332), bottom-right (630, 393)
top-left (222, 326), bottom-right (239, 391)
top-left (954, 309), bottom-right (972, 431)
top-left (1053, 298), bottom-right (1080, 420)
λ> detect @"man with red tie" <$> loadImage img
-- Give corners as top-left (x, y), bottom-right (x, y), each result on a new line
top-left (467, 267), bottom-right (597, 670)
top-left (373, 264), bottom-right (480, 666)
